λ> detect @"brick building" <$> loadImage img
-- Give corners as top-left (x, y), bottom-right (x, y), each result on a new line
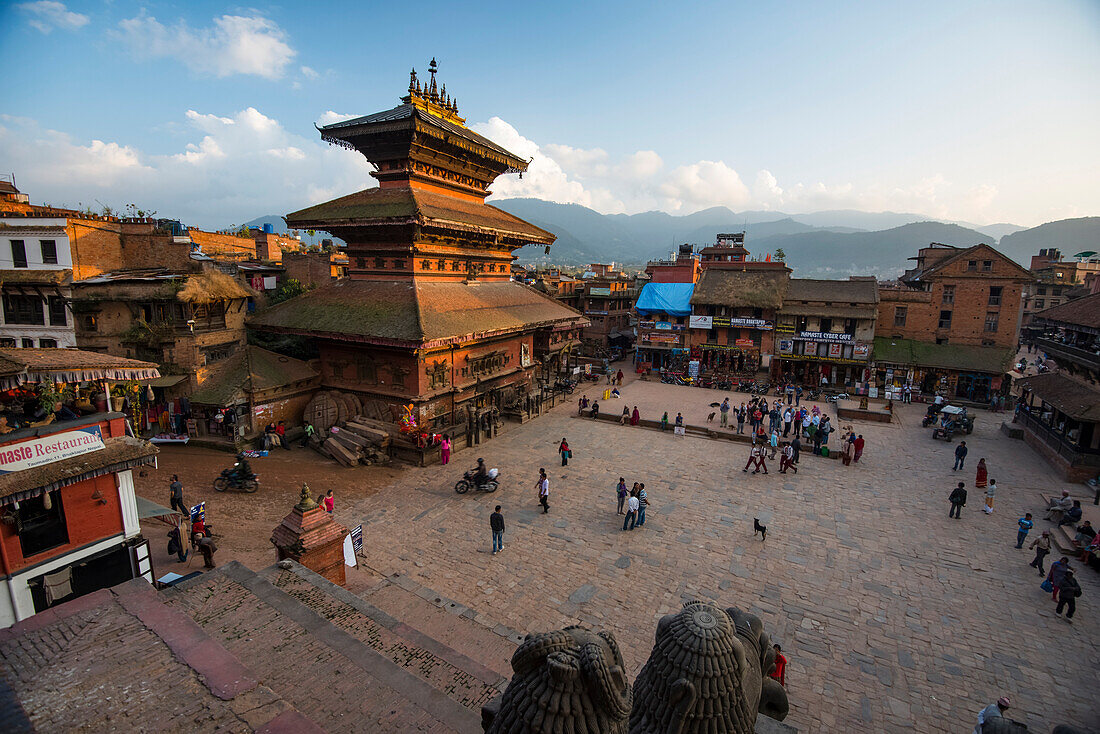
top-left (1020, 248), bottom-right (1100, 340)
top-left (645, 243), bottom-right (701, 284)
top-left (773, 278), bottom-right (878, 389)
top-left (875, 243), bottom-right (1031, 402)
top-left (250, 63), bottom-right (586, 447)
top-left (72, 268), bottom-right (252, 396)
top-left (0, 349), bottom-right (160, 627)
top-left (282, 249), bottom-right (350, 289)
top-left (1015, 293), bottom-right (1100, 480)
top-left (576, 263), bottom-right (636, 354)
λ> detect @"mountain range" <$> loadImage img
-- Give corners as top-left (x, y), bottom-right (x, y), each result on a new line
top-left (241, 205), bottom-right (1100, 279)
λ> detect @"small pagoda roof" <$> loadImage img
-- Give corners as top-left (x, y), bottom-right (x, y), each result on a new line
top-left (249, 278), bottom-right (586, 348)
top-left (286, 186), bottom-right (555, 245)
top-left (321, 103), bottom-right (523, 168)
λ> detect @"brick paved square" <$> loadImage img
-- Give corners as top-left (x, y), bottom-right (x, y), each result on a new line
top-left (348, 375), bottom-right (1099, 733)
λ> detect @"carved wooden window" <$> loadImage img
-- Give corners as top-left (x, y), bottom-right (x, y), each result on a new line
top-left (421, 260), bottom-right (432, 270)
top-left (437, 259), bottom-right (446, 270)
top-left (374, 257), bottom-right (386, 268)
top-left (393, 260), bottom-right (405, 269)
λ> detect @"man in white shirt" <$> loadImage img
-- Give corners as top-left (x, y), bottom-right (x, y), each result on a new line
top-left (974, 696), bottom-right (1010, 734)
top-left (782, 408), bottom-right (793, 437)
top-left (623, 492), bottom-right (639, 531)
top-left (537, 468), bottom-right (550, 513)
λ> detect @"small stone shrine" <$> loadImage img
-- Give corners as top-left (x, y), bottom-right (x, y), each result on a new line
top-left (271, 483), bottom-right (350, 586)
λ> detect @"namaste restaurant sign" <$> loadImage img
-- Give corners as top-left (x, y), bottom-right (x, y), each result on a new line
top-left (0, 426), bottom-right (105, 475)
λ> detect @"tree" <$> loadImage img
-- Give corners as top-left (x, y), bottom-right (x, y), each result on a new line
top-left (774, 248), bottom-right (787, 261)
top-left (237, 224), bottom-right (251, 238)
top-left (268, 278), bottom-right (311, 305)
top-left (124, 203), bottom-right (158, 219)
top-left (306, 229), bottom-right (316, 246)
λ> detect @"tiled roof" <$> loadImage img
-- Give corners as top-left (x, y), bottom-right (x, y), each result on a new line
top-left (0, 436), bottom-right (157, 500)
top-left (286, 187), bottom-right (554, 244)
top-left (0, 269), bottom-right (71, 285)
top-left (784, 278), bottom-right (879, 304)
top-left (1031, 292), bottom-right (1100, 330)
top-left (909, 244), bottom-right (1034, 282)
top-left (321, 104), bottom-right (521, 163)
top-left (690, 269), bottom-right (788, 308)
top-left (189, 346), bottom-right (319, 406)
top-left (1017, 372), bottom-right (1100, 421)
top-left (249, 279), bottom-right (585, 347)
top-left (872, 337), bottom-right (1013, 374)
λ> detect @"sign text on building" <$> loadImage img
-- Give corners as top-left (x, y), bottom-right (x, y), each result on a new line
top-left (0, 426), bottom-right (105, 475)
top-left (798, 331), bottom-right (854, 343)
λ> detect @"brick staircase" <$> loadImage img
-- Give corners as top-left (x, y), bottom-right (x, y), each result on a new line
top-left (162, 561), bottom-right (507, 733)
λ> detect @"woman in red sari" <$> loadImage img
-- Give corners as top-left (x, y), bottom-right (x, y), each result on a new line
top-left (630, 406), bottom-right (640, 426)
top-left (974, 458), bottom-right (988, 489)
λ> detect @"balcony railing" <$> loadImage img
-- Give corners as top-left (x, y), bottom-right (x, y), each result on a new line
top-left (1017, 411), bottom-right (1100, 463)
top-left (1036, 338), bottom-right (1100, 371)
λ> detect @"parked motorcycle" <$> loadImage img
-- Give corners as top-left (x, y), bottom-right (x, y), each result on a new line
top-left (555, 379), bottom-right (576, 394)
top-left (213, 467), bottom-right (259, 493)
top-left (455, 469), bottom-right (500, 494)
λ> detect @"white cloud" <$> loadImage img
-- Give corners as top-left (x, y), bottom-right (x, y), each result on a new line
top-left (300, 66), bottom-right (320, 79)
top-left (17, 1), bottom-right (88, 33)
top-left (115, 12), bottom-right (296, 79)
top-left (0, 109), bottom-right (371, 227)
top-left (316, 111), bottom-right (360, 127)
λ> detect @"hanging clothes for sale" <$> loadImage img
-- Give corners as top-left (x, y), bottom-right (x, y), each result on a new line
top-left (42, 566), bottom-right (73, 605)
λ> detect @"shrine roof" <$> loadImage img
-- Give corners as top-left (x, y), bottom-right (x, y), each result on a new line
top-left (188, 346), bottom-right (319, 406)
top-left (286, 186), bottom-right (554, 244)
top-left (249, 279), bottom-right (585, 347)
top-left (320, 103), bottom-right (521, 164)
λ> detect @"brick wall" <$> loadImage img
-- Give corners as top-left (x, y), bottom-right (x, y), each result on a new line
top-left (282, 252), bottom-right (335, 288)
top-left (878, 279), bottom-right (1025, 347)
top-left (188, 230), bottom-right (254, 261)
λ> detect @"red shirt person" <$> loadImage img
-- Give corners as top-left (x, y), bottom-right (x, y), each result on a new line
top-left (769, 644), bottom-right (787, 686)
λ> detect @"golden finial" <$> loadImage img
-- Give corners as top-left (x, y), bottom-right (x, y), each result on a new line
top-left (428, 57), bottom-right (439, 100)
top-left (295, 483), bottom-right (319, 512)
top-left (408, 67), bottom-right (418, 95)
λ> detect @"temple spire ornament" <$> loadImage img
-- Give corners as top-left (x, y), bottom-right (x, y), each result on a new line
top-left (428, 57), bottom-right (439, 100)
top-left (408, 68), bottom-right (418, 95)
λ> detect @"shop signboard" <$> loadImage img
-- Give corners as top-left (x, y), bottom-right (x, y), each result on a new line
top-left (735, 338), bottom-right (756, 348)
top-left (799, 331), bottom-right (853, 342)
top-left (585, 310), bottom-right (609, 316)
top-left (802, 341), bottom-right (817, 356)
top-left (639, 321), bottom-right (655, 329)
top-left (775, 323), bottom-right (796, 333)
top-left (0, 426), bottom-right (104, 474)
top-left (655, 322), bottom-right (672, 330)
top-left (588, 287), bottom-right (611, 297)
top-left (645, 333), bottom-right (679, 344)
top-left (853, 344), bottom-right (871, 359)
top-left (689, 315), bottom-right (713, 329)
top-left (828, 343), bottom-right (843, 358)
top-left (778, 339), bottom-right (794, 354)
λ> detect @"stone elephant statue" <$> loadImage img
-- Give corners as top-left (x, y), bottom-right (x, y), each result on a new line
top-left (629, 601), bottom-right (789, 734)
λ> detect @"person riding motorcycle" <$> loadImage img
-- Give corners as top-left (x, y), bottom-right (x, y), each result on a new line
top-left (229, 453), bottom-right (255, 484)
top-left (470, 458), bottom-right (489, 488)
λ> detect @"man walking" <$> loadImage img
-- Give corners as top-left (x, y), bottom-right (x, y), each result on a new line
top-left (490, 505), bottom-right (505, 554)
top-left (623, 489), bottom-right (639, 531)
top-left (720, 398), bottom-right (730, 427)
top-left (953, 441), bottom-right (968, 471)
top-left (790, 435), bottom-right (802, 465)
top-left (636, 483), bottom-right (649, 527)
top-left (1028, 531), bottom-right (1051, 575)
top-left (1055, 569), bottom-right (1081, 623)
top-left (782, 407), bottom-right (792, 438)
top-left (779, 442), bottom-right (797, 474)
top-left (169, 475), bottom-right (187, 516)
top-left (1015, 513), bottom-right (1033, 548)
top-left (537, 469), bottom-right (550, 514)
top-left (949, 482), bottom-right (967, 519)
top-left (1047, 557), bottom-right (1070, 602)
top-left (769, 429), bottom-right (779, 460)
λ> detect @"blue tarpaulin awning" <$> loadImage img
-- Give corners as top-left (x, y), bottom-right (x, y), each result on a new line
top-left (635, 283), bottom-right (695, 316)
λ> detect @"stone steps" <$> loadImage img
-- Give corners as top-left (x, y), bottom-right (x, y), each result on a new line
top-left (163, 561), bottom-right (489, 733)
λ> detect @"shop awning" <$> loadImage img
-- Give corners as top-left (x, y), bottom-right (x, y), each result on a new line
top-left (0, 348), bottom-right (160, 390)
top-left (136, 495), bottom-right (178, 520)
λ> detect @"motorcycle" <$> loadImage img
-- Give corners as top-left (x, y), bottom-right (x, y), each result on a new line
top-left (737, 379), bottom-right (756, 393)
top-left (555, 379), bottom-right (576, 394)
top-left (827, 393), bottom-right (849, 404)
top-left (455, 468), bottom-right (500, 494)
top-left (213, 466), bottom-right (259, 493)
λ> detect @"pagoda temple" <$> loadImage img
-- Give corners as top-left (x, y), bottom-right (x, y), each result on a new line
top-left (251, 61), bottom-right (586, 445)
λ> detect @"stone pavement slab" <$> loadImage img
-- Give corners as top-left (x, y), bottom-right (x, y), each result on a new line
top-left (350, 378), bottom-right (1100, 733)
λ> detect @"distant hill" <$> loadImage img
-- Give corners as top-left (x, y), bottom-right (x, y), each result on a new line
top-left (493, 199), bottom-right (996, 275)
top-left (750, 222), bottom-right (994, 278)
top-left (998, 217), bottom-right (1100, 262)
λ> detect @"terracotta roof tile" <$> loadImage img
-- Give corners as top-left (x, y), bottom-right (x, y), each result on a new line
top-left (1031, 292), bottom-right (1100, 329)
top-left (189, 346), bottom-right (319, 406)
top-left (0, 436), bottom-right (158, 500)
top-left (1017, 372), bottom-right (1100, 421)
top-left (784, 278), bottom-right (879, 304)
top-left (286, 187), bottom-right (553, 243)
top-left (249, 279), bottom-right (585, 346)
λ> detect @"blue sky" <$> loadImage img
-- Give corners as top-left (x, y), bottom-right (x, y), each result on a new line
top-left (2, 0), bottom-right (1098, 228)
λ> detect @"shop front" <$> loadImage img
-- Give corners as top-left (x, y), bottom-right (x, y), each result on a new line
top-left (872, 338), bottom-right (1013, 404)
top-left (772, 333), bottom-right (872, 390)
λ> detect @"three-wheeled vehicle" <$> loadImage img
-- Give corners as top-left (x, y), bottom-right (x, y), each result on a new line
top-left (931, 405), bottom-right (974, 441)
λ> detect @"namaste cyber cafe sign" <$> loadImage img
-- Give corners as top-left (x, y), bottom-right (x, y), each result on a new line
top-left (0, 426), bottom-right (105, 475)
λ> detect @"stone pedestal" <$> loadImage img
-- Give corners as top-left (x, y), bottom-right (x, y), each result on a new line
top-left (271, 484), bottom-right (350, 587)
